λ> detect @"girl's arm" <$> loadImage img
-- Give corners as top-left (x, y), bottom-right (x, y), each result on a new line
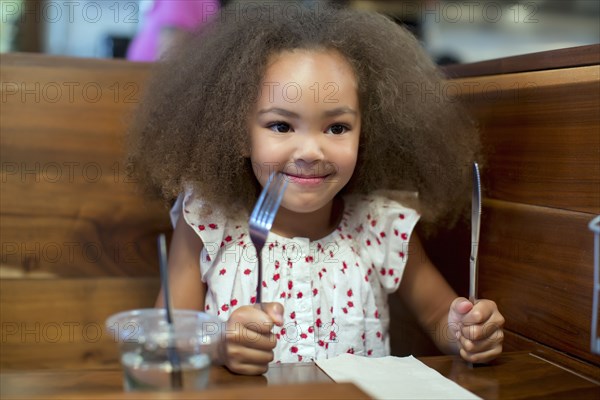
top-left (397, 233), bottom-right (459, 354)
top-left (155, 213), bottom-right (206, 310)
top-left (397, 233), bottom-right (504, 362)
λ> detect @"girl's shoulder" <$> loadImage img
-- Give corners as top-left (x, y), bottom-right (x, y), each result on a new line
top-left (342, 190), bottom-right (421, 224)
top-left (171, 187), bottom-right (246, 244)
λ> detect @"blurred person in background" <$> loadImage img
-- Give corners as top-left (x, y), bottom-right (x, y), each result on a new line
top-left (127, 0), bottom-right (221, 62)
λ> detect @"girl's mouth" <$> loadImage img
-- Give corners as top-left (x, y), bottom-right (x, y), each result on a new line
top-left (284, 173), bottom-right (331, 186)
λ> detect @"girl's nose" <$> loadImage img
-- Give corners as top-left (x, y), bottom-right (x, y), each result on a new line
top-left (293, 133), bottom-right (324, 163)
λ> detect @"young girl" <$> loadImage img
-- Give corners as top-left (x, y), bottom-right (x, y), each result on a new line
top-left (128, 2), bottom-right (504, 375)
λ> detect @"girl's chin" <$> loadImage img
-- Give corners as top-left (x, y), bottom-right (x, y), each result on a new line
top-left (279, 198), bottom-right (333, 214)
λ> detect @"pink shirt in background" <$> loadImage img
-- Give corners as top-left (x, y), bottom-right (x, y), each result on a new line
top-left (127, 0), bottom-right (220, 62)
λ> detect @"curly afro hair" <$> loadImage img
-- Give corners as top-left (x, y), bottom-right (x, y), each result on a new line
top-left (127, 1), bottom-right (480, 233)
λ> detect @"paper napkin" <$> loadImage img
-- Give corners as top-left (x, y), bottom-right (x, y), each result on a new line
top-left (315, 354), bottom-right (481, 400)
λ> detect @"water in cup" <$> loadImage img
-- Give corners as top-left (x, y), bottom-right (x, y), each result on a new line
top-left (121, 349), bottom-right (210, 390)
top-left (106, 308), bottom-right (222, 392)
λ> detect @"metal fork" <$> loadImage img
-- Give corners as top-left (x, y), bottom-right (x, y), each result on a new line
top-left (249, 172), bottom-right (288, 306)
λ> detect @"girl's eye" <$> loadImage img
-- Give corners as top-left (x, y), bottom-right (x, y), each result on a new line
top-left (327, 124), bottom-right (348, 135)
top-left (267, 122), bottom-right (292, 133)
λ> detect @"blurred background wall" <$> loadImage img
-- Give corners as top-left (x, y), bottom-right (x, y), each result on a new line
top-left (0, 0), bottom-right (599, 63)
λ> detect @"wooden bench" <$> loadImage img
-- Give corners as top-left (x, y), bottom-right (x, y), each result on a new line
top-left (1, 46), bottom-right (599, 379)
top-left (391, 44), bottom-right (600, 379)
top-left (0, 53), bottom-right (165, 369)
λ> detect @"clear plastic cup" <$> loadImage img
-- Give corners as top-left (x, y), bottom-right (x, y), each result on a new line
top-left (106, 309), bottom-right (222, 391)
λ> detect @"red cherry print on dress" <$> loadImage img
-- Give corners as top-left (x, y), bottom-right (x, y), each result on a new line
top-left (206, 254), bottom-right (211, 262)
top-left (368, 350), bottom-right (373, 356)
top-left (394, 277), bottom-right (400, 284)
top-left (388, 269), bottom-right (394, 276)
top-left (219, 268), bottom-right (226, 275)
top-left (290, 311), bottom-right (296, 319)
top-left (305, 256), bottom-right (314, 263)
top-left (316, 307), bottom-right (321, 315)
top-left (376, 331), bottom-right (382, 338)
top-left (347, 301), bottom-right (354, 308)
top-left (291, 346), bottom-right (298, 353)
top-left (329, 331), bottom-right (337, 341)
top-left (288, 280), bottom-right (293, 290)
top-left (308, 326), bottom-right (314, 334)
top-left (394, 229), bottom-right (399, 236)
top-left (300, 333), bottom-right (308, 339)
top-left (401, 233), bottom-right (408, 240)
top-left (318, 340), bottom-right (325, 347)
top-left (399, 213), bottom-right (405, 220)
top-left (297, 292), bottom-right (303, 299)
top-left (208, 223), bottom-right (218, 230)
top-left (398, 251), bottom-right (405, 259)
top-left (374, 309), bottom-right (380, 319)
top-left (244, 269), bottom-right (251, 275)
top-left (342, 307), bottom-right (348, 314)
top-left (366, 239), bottom-right (371, 246)
top-left (312, 288), bottom-right (318, 296)
top-left (316, 318), bottom-right (322, 328)
top-left (273, 273), bottom-right (280, 282)
top-left (370, 219), bottom-right (377, 227)
top-left (221, 304), bottom-right (229, 312)
top-left (250, 296), bottom-right (256, 304)
top-left (225, 235), bottom-right (232, 242)
top-left (274, 260), bottom-right (280, 269)
top-left (230, 299), bottom-right (238, 306)
top-left (198, 225), bottom-right (205, 231)
top-left (262, 281), bottom-right (267, 288)
top-left (298, 355), bottom-right (303, 362)
top-left (380, 231), bottom-right (386, 238)
top-left (347, 348), bottom-right (354, 354)
top-left (347, 289), bottom-right (353, 297)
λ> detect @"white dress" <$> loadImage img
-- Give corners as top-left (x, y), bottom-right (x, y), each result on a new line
top-left (171, 190), bottom-right (420, 363)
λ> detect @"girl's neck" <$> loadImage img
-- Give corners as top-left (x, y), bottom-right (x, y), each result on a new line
top-left (270, 196), bottom-right (344, 241)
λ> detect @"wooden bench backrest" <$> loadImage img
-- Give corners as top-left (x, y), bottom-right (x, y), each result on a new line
top-left (446, 45), bottom-right (600, 377)
top-left (1, 53), bottom-right (165, 369)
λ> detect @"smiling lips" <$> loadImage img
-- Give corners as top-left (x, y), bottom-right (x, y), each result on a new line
top-left (284, 173), bottom-right (331, 186)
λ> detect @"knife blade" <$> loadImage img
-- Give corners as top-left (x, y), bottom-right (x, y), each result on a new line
top-left (470, 162), bottom-right (482, 304)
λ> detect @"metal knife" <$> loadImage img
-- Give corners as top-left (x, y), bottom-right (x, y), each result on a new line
top-left (470, 162), bottom-right (482, 304)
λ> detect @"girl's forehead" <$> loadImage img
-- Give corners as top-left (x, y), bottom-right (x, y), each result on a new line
top-left (263, 48), bottom-right (357, 82)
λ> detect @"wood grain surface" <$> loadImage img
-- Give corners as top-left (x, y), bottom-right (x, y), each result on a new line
top-left (1, 53), bottom-right (169, 278)
top-left (0, 278), bottom-right (159, 369)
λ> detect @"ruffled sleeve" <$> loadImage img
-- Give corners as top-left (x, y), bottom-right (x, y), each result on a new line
top-left (356, 191), bottom-right (420, 293)
top-left (170, 189), bottom-right (230, 282)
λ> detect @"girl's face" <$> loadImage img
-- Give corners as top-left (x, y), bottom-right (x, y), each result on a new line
top-left (249, 49), bottom-right (361, 214)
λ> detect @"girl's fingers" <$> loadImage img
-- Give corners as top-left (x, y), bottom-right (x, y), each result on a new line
top-left (460, 317), bottom-right (504, 341)
top-left (459, 342), bottom-right (503, 364)
top-left (226, 343), bottom-right (275, 365)
top-left (458, 329), bottom-right (504, 354)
